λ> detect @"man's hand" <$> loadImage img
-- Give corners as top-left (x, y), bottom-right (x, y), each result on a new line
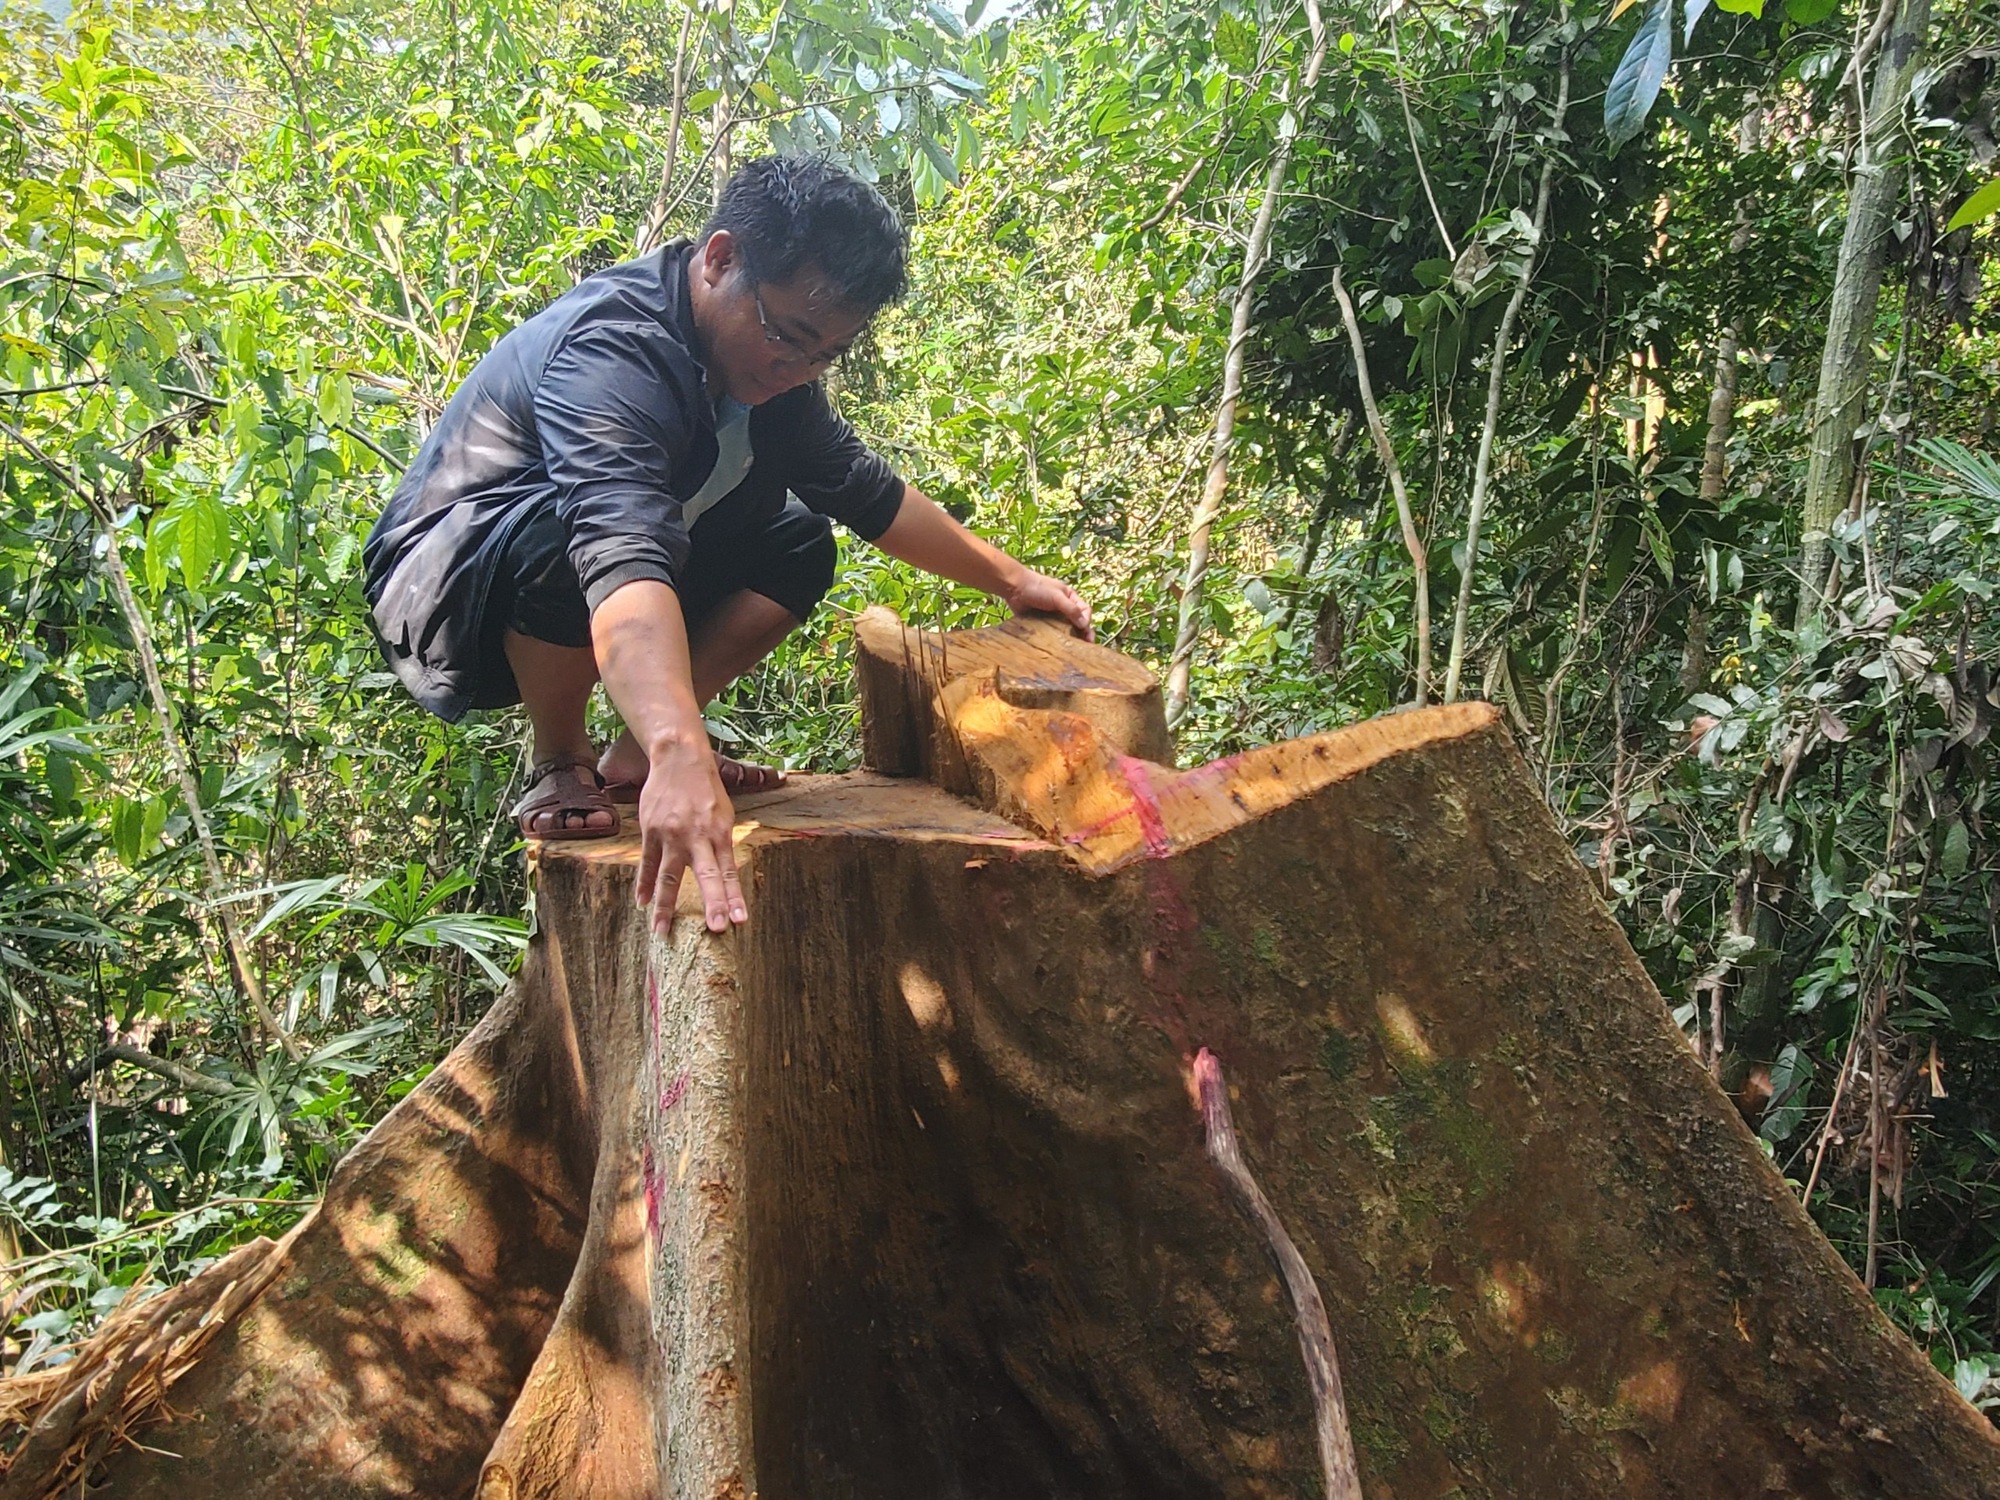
top-left (590, 579), bottom-right (746, 936)
top-left (1003, 568), bottom-right (1093, 641)
top-left (633, 732), bottom-right (746, 936)
top-left (876, 488), bottom-right (1095, 642)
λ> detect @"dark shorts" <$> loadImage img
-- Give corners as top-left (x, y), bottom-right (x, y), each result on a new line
top-left (469, 497), bottom-right (836, 710)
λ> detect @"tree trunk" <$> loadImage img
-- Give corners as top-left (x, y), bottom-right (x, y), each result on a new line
top-left (1797, 0), bottom-right (1933, 620)
top-left (8, 612), bottom-right (1998, 1498)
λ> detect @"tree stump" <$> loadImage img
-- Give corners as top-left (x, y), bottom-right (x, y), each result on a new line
top-left (33, 609), bottom-right (2000, 1498)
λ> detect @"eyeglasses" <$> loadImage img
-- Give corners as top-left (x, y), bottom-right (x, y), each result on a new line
top-left (751, 284), bottom-right (848, 371)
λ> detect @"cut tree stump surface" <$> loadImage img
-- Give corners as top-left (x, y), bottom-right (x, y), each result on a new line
top-left (49, 615), bottom-right (2000, 1499)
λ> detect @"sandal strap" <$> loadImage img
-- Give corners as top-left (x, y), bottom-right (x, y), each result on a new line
top-left (512, 758), bottom-right (618, 833)
top-left (525, 753), bottom-right (603, 786)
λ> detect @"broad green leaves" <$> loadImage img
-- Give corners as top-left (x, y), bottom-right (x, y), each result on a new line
top-left (1606, 0), bottom-right (1771, 147)
top-left (1948, 176), bottom-right (2000, 233)
top-left (1605, 0), bottom-right (1677, 148)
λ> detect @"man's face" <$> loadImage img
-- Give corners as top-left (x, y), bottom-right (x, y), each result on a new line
top-left (691, 231), bottom-right (871, 407)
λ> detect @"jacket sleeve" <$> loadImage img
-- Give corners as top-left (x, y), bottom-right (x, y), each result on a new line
top-left (535, 323), bottom-right (701, 613)
top-left (779, 384), bottom-right (906, 541)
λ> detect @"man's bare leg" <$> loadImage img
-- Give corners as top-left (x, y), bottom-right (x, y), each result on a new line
top-left (597, 589), bottom-right (801, 791)
top-left (503, 629), bottom-right (617, 835)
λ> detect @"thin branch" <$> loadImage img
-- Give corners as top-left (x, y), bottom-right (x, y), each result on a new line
top-left (333, 422), bottom-right (407, 473)
top-left (1329, 267), bottom-right (1431, 704)
top-left (1841, 0), bottom-right (1899, 102)
top-left (1442, 20), bottom-right (1572, 703)
top-left (1164, 0), bottom-right (1330, 725)
top-left (1136, 154), bottom-right (1210, 233)
top-left (638, 3), bottom-right (700, 254)
top-left (1194, 1048), bottom-right (1361, 1499)
top-left (71, 1043), bottom-right (234, 1099)
top-left (1388, 5), bottom-right (1459, 261)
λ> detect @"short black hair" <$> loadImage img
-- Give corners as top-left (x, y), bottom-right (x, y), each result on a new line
top-left (701, 155), bottom-right (909, 313)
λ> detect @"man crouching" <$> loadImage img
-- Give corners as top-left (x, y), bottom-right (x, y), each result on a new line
top-left (363, 155), bottom-right (1090, 934)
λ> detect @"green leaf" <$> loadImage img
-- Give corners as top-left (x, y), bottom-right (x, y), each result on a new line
top-left (1947, 177), bottom-right (2000, 234)
top-left (1783, 0), bottom-right (1835, 20)
top-left (918, 133), bottom-right (959, 186)
top-left (1714, 0), bottom-right (1765, 14)
top-left (1215, 12), bottom-right (1257, 72)
top-left (1941, 816), bottom-right (1971, 880)
top-left (315, 371), bottom-right (353, 427)
top-left (1759, 1043), bottom-right (1812, 1143)
top-left (178, 493), bottom-right (227, 587)
top-left (1605, 0), bottom-right (1674, 150)
top-left (111, 795), bottom-right (145, 866)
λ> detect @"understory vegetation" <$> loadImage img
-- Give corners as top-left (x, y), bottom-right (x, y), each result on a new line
top-left (1, 0), bottom-right (1998, 1419)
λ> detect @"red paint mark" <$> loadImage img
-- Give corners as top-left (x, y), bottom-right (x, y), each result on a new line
top-left (1060, 756), bottom-right (1177, 859)
top-left (1117, 757), bottom-right (1173, 857)
top-left (1192, 1045), bottom-right (1225, 1121)
top-left (643, 1144), bottom-right (664, 1244)
top-left (660, 1067), bottom-right (692, 1113)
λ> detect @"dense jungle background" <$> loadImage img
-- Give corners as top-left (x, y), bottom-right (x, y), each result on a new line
top-left (1, 0), bottom-right (1997, 1420)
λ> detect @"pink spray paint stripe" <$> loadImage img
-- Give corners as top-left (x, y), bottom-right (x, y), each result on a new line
top-left (1060, 756), bottom-right (1177, 858)
top-left (659, 1067), bottom-right (692, 1113)
top-left (642, 1143), bottom-right (664, 1244)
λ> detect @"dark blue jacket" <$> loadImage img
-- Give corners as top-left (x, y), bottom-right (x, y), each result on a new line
top-left (362, 241), bottom-right (904, 721)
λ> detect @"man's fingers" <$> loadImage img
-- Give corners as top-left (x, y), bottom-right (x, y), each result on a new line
top-left (716, 852), bottom-right (747, 925)
top-left (634, 831), bottom-right (663, 912)
top-left (651, 846), bottom-right (690, 935)
top-left (689, 839), bottom-right (748, 932)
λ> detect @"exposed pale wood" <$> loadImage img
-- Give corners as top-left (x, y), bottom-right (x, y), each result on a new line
top-left (938, 667), bottom-right (1495, 871)
top-left (853, 605), bottom-right (1171, 781)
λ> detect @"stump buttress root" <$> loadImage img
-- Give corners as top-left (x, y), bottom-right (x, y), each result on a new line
top-left (10, 607), bottom-right (1996, 1498)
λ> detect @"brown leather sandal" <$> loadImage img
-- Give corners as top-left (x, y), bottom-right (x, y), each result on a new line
top-left (600, 752), bottom-right (787, 805)
top-left (512, 757), bottom-right (620, 840)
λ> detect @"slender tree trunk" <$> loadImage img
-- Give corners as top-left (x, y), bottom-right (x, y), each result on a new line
top-left (1442, 33), bottom-right (1571, 702)
top-left (1330, 269), bottom-right (1431, 705)
top-left (1687, 181), bottom-right (1757, 698)
top-left (1796, 0), bottom-right (1932, 621)
top-left (636, 4), bottom-right (698, 255)
top-left (1164, 0), bottom-right (1328, 726)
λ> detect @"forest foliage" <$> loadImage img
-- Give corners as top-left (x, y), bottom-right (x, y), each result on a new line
top-left (2, 0), bottom-right (1999, 1419)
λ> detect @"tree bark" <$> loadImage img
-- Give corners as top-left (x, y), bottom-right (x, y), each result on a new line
top-left (1797, 0), bottom-right (1933, 620)
top-left (13, 615), bottom-right (1999, 1498)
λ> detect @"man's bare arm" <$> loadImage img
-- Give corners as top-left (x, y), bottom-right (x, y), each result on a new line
top-left (591, 579), bottom-right (746, 934)
top-left (874, 485), bottom-right (1093, 639)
